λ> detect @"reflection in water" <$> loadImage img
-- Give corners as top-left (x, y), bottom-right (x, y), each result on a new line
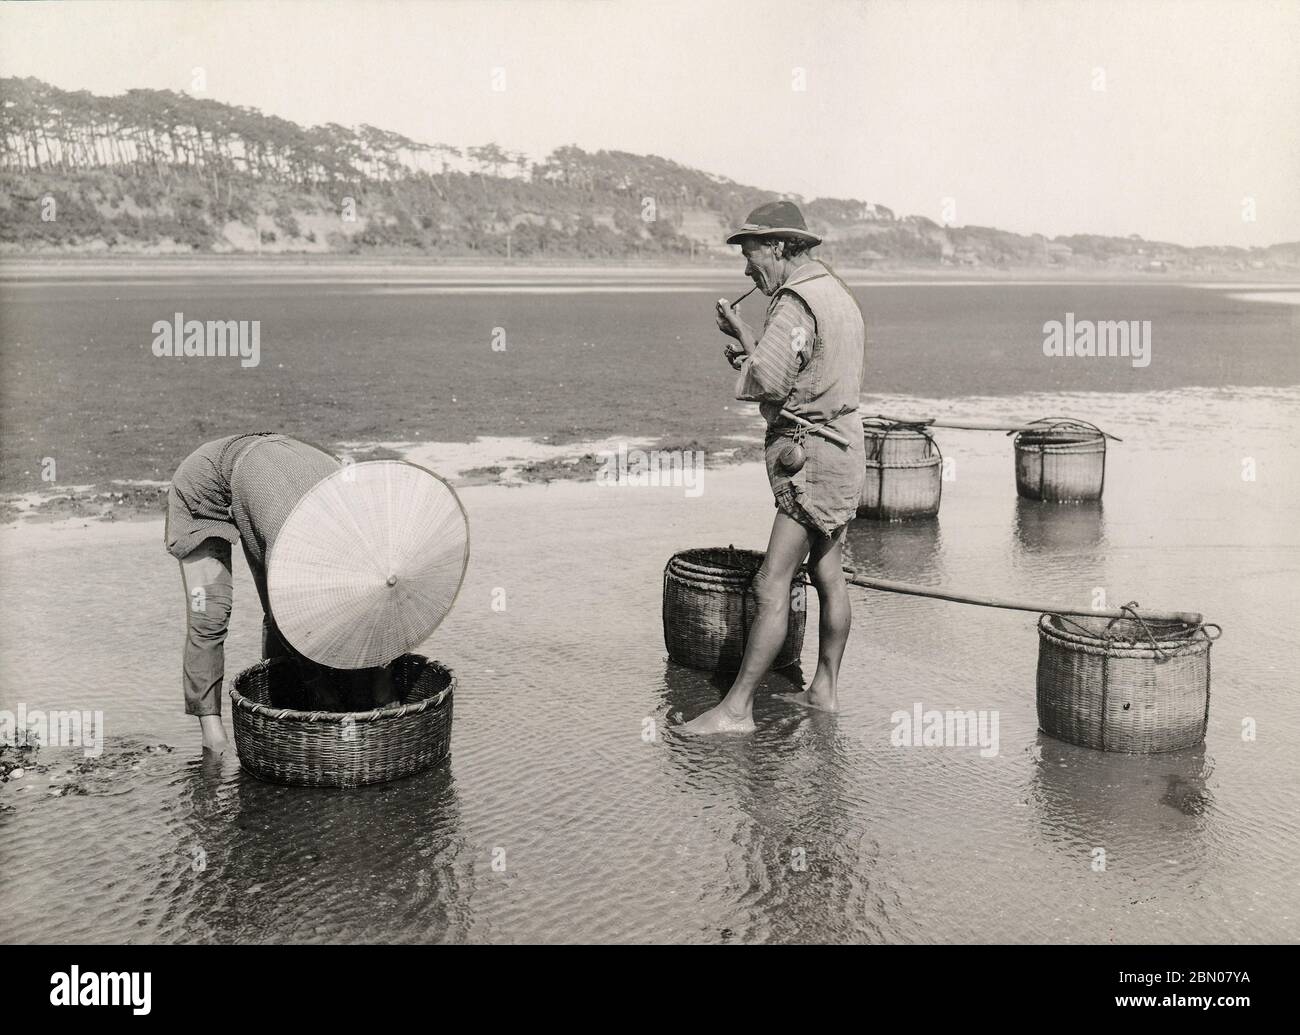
top-left (731, 715), bottom-right (898, 943)
top-left (171, 757), bottom-right (473, 943)
top-left (658, 660), bottom-right (899, 942)
top-left (843, 516), bottom-right (945, 584)
top-left (659, 657), bottom-right (804, 725)
top-left (1013, 498), bottom-right (1106, 556)
top-left (1031, 732), bottom-right (1214, 864)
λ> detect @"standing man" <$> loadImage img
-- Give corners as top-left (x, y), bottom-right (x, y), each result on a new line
top-left (682, 201), bottom-right (866, 734)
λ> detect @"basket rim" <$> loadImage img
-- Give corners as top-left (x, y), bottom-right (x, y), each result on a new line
top-left (229, 654), bottom-right (455, 723)
top-left (864, 454), bottom-right (943, 470)
top-left (861, 418), bottom-right (934, 438)
top-left (1037, 612), bottom-right (1211, 655)
top-left (665, 546), bottom-right (764, 574)
top-left (1014, 417), bottom-right (1106, 446)
top-left (665, 547), bottom-right (811, 586)
top-left (1015, 438), bottom-right (1105, 454)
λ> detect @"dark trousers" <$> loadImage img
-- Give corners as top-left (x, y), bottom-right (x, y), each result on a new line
top-left (178, 537), bottom-right (382, 715)
top-left (177, 537), bottom-right (297, 716)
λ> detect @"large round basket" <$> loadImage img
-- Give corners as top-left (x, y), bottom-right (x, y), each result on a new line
top-left (857, 418), bottom-right (943, 520)
top-left (231, 653), bottom-right (454, 787)
top-left (1014, 418), bottom-right (1106, 502)
top-left (1036, 613), bottom-right (1219, 754)
top-left (663, 547), bottom-right (805, 671)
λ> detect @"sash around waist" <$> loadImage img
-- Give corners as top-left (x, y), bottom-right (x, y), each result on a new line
top-left (765, 407), bottom-right (861, 444)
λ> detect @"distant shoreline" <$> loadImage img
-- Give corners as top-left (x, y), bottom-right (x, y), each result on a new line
top-left (3, 255), bottom-right (1298, 284)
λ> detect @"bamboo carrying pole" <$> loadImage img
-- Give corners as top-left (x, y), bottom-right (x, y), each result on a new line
top-left (867, 413), bottom-right (1123, 441)
top-left (841, 570), bottom-right (1204, 626)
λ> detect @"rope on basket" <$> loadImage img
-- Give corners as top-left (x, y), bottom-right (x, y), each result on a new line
top-left (1051, 602), bottom-right (1223, 662)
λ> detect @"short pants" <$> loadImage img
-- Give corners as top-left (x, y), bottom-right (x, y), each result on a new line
top-left (773, 485), bottom-right (825, 535)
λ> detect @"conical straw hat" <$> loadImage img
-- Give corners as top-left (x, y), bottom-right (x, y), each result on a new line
top-left (267, 460), bottom-right (469, 668)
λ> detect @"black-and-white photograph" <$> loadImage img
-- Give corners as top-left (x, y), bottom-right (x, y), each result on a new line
top-left (0, 0), bottom-right (1296, 985)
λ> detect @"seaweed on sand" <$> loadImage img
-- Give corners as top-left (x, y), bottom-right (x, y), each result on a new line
top-left (516, 453), bottom-right (607, 483)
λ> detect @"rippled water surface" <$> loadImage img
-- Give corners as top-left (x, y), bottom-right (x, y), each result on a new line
top-left (1, 281), bottom-right (1298, 943)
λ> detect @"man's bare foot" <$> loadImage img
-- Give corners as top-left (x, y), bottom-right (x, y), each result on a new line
top-left (679, 700), bottom-right (756, 735)
top-left (779, 683), bottom-right (838, 712)
top-left (199, 715), bottom-right (231, 754)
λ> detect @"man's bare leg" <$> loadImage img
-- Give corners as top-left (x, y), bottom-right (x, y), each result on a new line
top-left (679, 513), bottom-right (813, 734)
top-left (782, 524), bottom-right (850, 712)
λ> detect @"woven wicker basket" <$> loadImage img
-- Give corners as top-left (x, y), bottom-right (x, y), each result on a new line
top-left (231, 653), bottom-right (454, 787)
top-left (663, 547), bottom-right (805, 671)
top-left (857, 419), bottom-right (943, 520)
top-left (1014, 418), bottom-right (1106, 501)
top-left (1036, 613), bottom-right (1219, 753)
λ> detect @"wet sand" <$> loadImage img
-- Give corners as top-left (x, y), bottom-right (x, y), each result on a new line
top-left (1, 386), bottom-right (1297, 943)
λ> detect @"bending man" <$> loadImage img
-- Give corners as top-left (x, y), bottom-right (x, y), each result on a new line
top-left (165, 433), bottom-right (394, 754)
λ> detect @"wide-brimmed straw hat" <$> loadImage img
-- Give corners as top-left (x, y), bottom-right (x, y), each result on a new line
top-left (268, 460), bottom-right (469, 668)
top-left (725, 200), bottom-right (822, 247)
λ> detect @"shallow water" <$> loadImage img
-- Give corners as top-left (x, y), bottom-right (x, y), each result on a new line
top-left (3, 273), bottom-right (1297, 490)
top-left (1, 386), bottom-right (1297, 943)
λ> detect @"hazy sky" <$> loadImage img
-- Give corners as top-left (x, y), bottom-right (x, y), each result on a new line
top-left (2, 0), bottom-right (1297, 246)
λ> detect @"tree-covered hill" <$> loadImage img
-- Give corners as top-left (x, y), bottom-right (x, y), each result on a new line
top-left (1, 76), bottom-right (1295, 271)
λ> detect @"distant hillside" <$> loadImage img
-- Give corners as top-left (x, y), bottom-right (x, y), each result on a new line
top-left (2, 76), bottom-right (1296, 271)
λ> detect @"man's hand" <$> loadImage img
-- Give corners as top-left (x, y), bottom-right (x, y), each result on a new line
top-left (199, 714), bottom-right (231, 755)
top-left (723, 340), bottom-right (746, 369)
top-left (715, 299), bottom-right (745, 340)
